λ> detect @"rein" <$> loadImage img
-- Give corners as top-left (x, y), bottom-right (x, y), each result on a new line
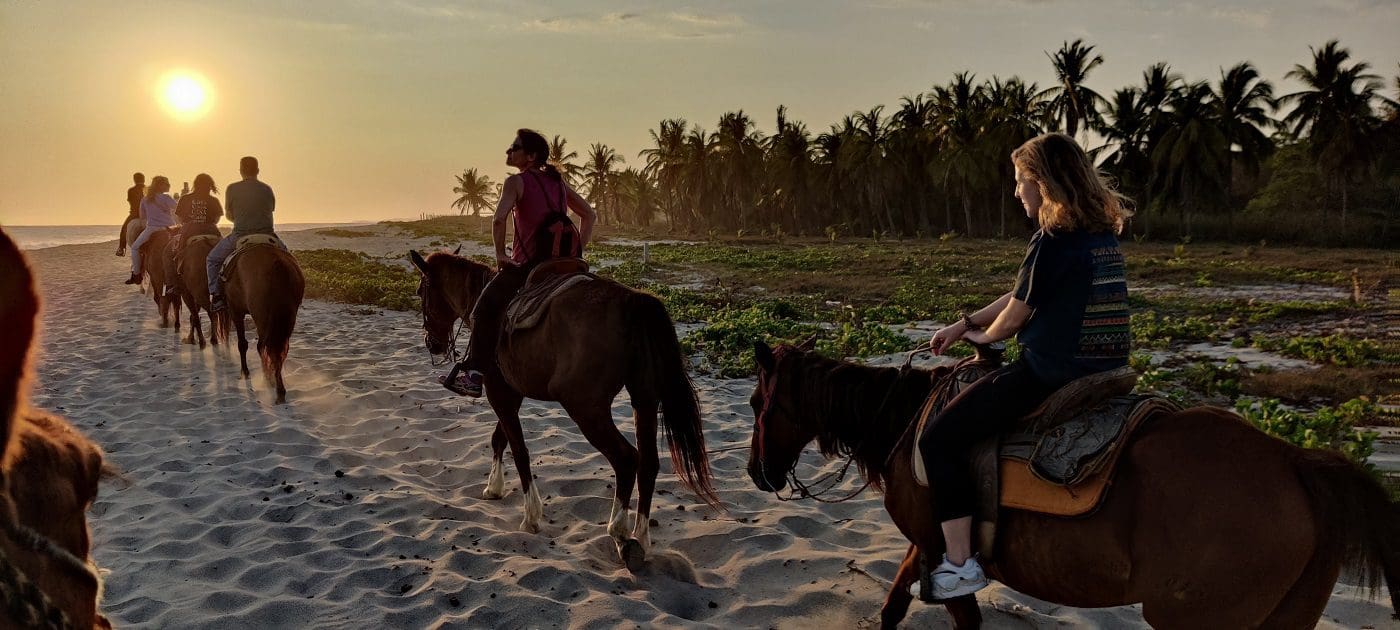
top-left (757, 348), bottom-right (930, 504)
top-left (418, 271), bottom-right (473, 367)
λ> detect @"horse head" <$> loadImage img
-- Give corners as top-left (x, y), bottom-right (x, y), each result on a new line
top-left (0, 229), bottom-right (111, 629)
top-left (410, 250), bottom-right (494, 360)
top-left (747, 339), bottom-right (820, 492)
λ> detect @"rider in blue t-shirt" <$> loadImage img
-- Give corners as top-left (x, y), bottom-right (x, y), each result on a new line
top-left (912, 132), bottom-right (1133, 602)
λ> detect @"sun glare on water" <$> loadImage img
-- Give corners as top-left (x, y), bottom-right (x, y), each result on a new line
top-left (158, 71), bottom-right (213, 120)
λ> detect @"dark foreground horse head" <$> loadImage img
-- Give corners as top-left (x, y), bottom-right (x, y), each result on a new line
top-left (409, 249), bottom-right (490, 360)
top-left (747, 341), bottom-right (820, 492)
top-left (1, 228), bottom-right (113, 628)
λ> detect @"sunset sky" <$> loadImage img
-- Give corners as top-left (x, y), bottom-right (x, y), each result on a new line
top-left (1, 0), bottom-right (1396, 226)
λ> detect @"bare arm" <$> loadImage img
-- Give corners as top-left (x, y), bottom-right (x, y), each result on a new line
top-left (928, 291), bottom-right (1014, 355)
top-left (492, 176), bottom-right (523, 265)
top-left (564, 186), bottom-right (597, 247)
top-left (969, 297), bottom-right (1032, 344)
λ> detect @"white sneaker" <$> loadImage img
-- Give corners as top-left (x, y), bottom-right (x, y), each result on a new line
top-left (908, 554), bottom-right (989, 601)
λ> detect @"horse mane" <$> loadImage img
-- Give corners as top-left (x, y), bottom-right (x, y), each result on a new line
top-left (783, 351), bottom-right (938, 485)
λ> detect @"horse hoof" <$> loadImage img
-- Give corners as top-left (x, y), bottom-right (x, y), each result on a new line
top-left (620, 538), bottom-right (646, 572)
top-left (482, 488), bottom-right (504, 500)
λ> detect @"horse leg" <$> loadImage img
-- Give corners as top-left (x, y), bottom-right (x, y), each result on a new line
top-left (207, 309), bottom-right (218, 346)
top-left (563, 400), bottom-right (640, 567)
top-left (879, 545), bottom-right (920, 630)
top-left (485, 381), bottom-right (539, 532)
top-left (628, 399), bottom-right (660, 571)
top-left (483, 422), bottom-right (508, 499)
top-left (235, 315), bottom-right (251, 378)
top-left (943, 595), bottom-right (982, 629)
top-left (1257, 546), bottom-right (1341, 630)
top-left (182, 297), bottom-right (197, 345)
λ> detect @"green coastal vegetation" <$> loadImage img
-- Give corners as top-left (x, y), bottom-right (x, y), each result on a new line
top-left (449, 39), bottom-right (1397, 248)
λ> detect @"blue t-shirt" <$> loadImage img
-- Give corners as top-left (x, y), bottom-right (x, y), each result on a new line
top-left (1012, 228), bottom-right (1130, 385)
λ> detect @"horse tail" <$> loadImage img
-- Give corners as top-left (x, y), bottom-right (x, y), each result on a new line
top-left (257, 253), bottom-right (304, 382)
top-left (626, 290), bottom-right (722, 510)
top-left (0, 231), bottom-right (39, 435)
top-left (1293, 447), bottom-right (1400, 618)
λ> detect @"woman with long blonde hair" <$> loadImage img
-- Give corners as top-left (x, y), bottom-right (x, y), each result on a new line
top-left (912, 132), bottom-right (1133, 601)
top-left (125, 175), bottom-right (176, 284)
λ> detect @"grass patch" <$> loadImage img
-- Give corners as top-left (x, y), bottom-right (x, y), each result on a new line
top-left (1253, 333), bottom-right (1395, 368)
top-left (315, 228), bottom-right (377, 238)
top-left (298, 248), bottom-right (418, 311)
top-left (1235, 397), bottom-right (1381, 466)
top-left (381, 215), bottom-right (493, 244)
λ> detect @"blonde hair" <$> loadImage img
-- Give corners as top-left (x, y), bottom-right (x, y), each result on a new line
top-left (1011, 133), bottom-right (1132, 234)
top-left (145, 176), bottom-right (169, 200)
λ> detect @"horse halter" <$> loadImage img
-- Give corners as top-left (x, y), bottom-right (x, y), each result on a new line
top-left (417, 274), bottom-right (465, 367)
top-left (0, 512), bottom-right (103, 630)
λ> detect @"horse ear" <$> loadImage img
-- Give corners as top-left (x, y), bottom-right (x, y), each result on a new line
top-left (754, 341), bottom-right (775, 372)
top-left (452, 244), bottom-right (462, 256)
top-left (796, 333), bottom-right (819, 352)
top-left (409, 250), bottom-right (429, 275)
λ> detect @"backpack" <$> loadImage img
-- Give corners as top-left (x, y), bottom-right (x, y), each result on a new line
top-left (524, 171), bottom-right (582, 265)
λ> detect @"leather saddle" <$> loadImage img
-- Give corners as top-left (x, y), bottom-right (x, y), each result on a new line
top-left (220, 233), bottom-right (286, 282)
top-left (504, 258), bottom-right (594, 333)
top-left (908, 357), bottom-right (1179, 559)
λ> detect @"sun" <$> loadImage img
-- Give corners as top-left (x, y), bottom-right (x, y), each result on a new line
top-left (158, 71), bottom-right (213, 120)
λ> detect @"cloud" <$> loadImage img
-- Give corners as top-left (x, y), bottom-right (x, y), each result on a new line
top-left (520, 11), bottom-right (748, 39)
top-left (1208, 7), bottom-right (1272, 28)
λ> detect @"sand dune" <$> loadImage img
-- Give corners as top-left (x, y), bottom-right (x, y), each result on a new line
top-left (22, 233), bottom-right (1394, 629)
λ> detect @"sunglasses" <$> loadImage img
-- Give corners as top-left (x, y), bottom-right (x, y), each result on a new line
top-left (506, 144), bottom-right (523, 154)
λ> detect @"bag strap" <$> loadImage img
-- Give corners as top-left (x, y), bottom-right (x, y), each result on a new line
top-left (525, 170), bottom-right (567, 217)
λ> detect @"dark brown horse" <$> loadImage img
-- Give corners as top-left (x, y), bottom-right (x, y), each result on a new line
top-left (139, 229), bottom-right (178, 328)
top-left (177, 236), bottom-right (220, 349)
top-left (747, 342), bottom-right (1399, 629)
top-left (0, 229), bottom-right (113, 629)
top-left (410, 250), bottom-right (720, 570)
top-left (216, 246), bottom-right (304, 404)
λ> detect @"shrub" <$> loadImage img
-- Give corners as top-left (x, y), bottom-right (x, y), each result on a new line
top-left (1234, 397), bottom-right (1379, 466)
top-left (299, 249), bottom-right (418, 311)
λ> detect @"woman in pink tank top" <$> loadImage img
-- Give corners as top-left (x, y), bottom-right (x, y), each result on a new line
top-left (442, 128), bottom-right (598, 397)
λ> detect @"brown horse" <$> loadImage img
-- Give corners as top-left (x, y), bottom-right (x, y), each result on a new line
top-left (0, 229), bottom-right (113, 628)
top-left (177, 236), bottom-right (220, 349)
top-left (138, 229), bottom-right (178, 328)
top-left (410, 250), bottom-right (720, 570)
top-left (746, 342), bottom-right (1400, 629)
top-left (215, 246), bottom-right (304, 404)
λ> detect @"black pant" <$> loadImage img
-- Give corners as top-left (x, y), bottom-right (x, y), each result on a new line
top-left (465, 264), bottom-right (530, 374)
top-left (918, 360), bottom-right (1059, 522)
top-left (117, 215), bottom-right (139, 249)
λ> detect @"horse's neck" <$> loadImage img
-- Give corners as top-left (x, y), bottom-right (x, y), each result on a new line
top-left (448, 267), bottom-right (485, 321)
top-left (805, 363), bottom-right (932, 474)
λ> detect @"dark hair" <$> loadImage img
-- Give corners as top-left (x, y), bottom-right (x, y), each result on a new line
top-left (240, 156), bottom-right (259, 176)
top-left (133, 172), bottom-right (145, 183)
top-left (193, 173), bottom-right (218, 195)
top-left (516, 128), bottom-right (561, 182)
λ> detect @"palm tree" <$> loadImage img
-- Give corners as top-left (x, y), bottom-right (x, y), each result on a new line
top-left (931, 72), bottom-right (989, 235)
top-left (713, 110), bottom-right (764, 229)
top-left (1098, 87), bottom-right (1150, 206)
top-left (1150, 82), bottom-right (1231, 232)
top-left (1043, 39), bottom-right (1107, 138)
top-left (763, 105), bottom-right (815, 233)
top-left (1280, 40), bottom-right (1386, 227)
top-left (1211, 62), bottom-right (1276, 206)
top-left (986, 76), bottom-right (1046, 235)
top-left (583, 143), bottom-right (623, 223)
top-left (548, 135), bottom-right (581, 186)
top-left (451, 167), bottom-right (495, 216)
top-left (640, 119), bottom-right (689, 229)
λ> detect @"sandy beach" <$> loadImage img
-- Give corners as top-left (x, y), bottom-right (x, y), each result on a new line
top-left (22, 229), bottom-right (1396, 629)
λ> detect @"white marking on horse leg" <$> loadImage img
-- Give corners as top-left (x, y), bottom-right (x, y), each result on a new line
top-left (520, 482), bottom-right (543, 533)
top-left (608, 497), bottom-right (630, 540)
top-left (632, 514), bottom-right (651, 552)
top-left (483, 457), bottom-right (505, 499)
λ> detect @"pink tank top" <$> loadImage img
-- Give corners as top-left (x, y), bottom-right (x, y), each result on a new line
top-left (511, 170), bottom-right (567, 265)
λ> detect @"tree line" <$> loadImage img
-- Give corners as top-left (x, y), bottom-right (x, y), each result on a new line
top-left (453, 39), bottom-right (1398, 245)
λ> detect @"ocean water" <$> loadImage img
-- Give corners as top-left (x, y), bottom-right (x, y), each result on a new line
top-left (3, 223), bottom-right (370, 250)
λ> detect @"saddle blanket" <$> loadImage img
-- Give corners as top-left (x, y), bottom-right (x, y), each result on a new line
top-left (220, 234), bottom-right (287, 282)
top-left (505, 273), bottom-right (595, 332)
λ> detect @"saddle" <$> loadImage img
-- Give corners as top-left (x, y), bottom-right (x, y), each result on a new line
top-left (185, 233), bottom-right (221, 248)
top-left (908, 359), bottom-right (1179, 560)
top-left (219, 234), bottom-right (286, 283)
top-left (504, 258), bottom-right (593, 333)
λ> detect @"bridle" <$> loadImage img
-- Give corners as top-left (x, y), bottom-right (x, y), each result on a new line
top-left (417, 273), bottom-right (466, 367)
top-left (753, 347), bottom-right (927, 504)
top-left (0, 511), bottom-right (102, 630)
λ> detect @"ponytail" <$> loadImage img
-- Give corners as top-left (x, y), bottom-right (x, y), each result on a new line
top-left (516, 128), bottom-right (560, 181)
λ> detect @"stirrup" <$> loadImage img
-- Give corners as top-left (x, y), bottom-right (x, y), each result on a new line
top-left (439, 362), bottom-right (483, 397)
